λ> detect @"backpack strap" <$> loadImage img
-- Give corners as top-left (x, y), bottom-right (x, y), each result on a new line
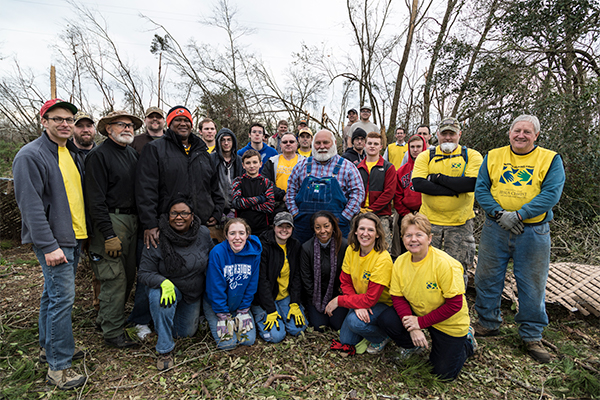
top-left (429, 146), bottom-right (468, 177)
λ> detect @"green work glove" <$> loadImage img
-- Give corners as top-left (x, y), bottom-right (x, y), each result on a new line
top-left (286, 303), bottom-right (306, 327)
top-left (160, 279), bottom-right (176, 308)
top-left (105, 236), bottom-right (122, 258)
top-left (263, 311), bottom-right (281, 331)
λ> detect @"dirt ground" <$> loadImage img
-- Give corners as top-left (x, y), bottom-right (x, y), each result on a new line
top-left (1, 242), bottom-right (599, 400)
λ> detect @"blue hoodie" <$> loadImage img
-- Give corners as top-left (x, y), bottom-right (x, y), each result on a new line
top-left (205, 234), bottom-right (262, 314)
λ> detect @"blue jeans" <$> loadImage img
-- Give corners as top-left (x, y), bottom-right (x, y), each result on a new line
top-left (127, 238), bottom-right (152, 326)
top-left (203, 301), bottom-right (256, 350)
top-left (305, 303), bottom-right (348, 332)
top-left (378, 306), bottom-right (473, 380)
top-left (33, 242), bottom-right (82, 371)
top-left (475, 218), bottom-right (551, 341)
top-left (148, 287), bottom-right (201, 354)
top-left (339, 303), bottom-right (390, 345)
top-left (252, 296), bottom-right (307, 343)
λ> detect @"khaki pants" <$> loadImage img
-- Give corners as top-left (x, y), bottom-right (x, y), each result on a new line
top-left (90, 213), bottom-right (138, 339)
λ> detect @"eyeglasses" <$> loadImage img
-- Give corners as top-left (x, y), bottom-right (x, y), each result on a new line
top-left (47, 117), bottom-right (75, 125)
top-left (109, 122), bottom-right (136, 129)
top-left (169, 211), bottom-right (192, 218)
top-left (281, 140), bottom-right (296, 144)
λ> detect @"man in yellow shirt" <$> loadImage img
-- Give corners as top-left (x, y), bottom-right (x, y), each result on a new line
top-left (412, 117), bottom-right (483, 284)
top-left (383, 127), bottom-right (408, 169)
top-left (297, 127), bottom-right (313, 157)
top-left (13, 99), bottom-right (88, 390)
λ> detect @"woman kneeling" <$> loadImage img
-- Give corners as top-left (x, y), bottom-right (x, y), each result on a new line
top-left (139, 200), bottom-right (213, 370)
top-left (379, 213), bottom-right (476, 380)
top-left (325, 212), bottom-right (393, 354)
top-left (204, 218), bottom-right (261, 350)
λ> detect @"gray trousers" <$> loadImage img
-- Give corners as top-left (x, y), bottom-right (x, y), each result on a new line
top-left (431, 219), bottom-right (475, 288)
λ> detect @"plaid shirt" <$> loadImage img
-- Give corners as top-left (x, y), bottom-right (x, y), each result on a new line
top-left (286, 155), bottom-right (365, 220)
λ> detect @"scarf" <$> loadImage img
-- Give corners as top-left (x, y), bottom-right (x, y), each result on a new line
top-left (312, 237), bottom-right (338, 313)
top-left (158, 213), bottom-right (201, 274)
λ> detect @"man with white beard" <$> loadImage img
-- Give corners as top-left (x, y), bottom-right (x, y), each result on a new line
top-left (411, 117), bottom-right (483, 285)
top-left (85, 111), bottom-right (142, 348)
top-left (286, 130), bottom-right (365, 243)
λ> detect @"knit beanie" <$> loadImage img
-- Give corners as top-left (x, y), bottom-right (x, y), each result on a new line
top-left (166, 105), bottom-right (193, 127)
top-left (351, 127), bottom-right (367, 143)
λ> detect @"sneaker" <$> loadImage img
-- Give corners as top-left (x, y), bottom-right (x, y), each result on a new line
top-left (397, 346), bottom-right (424, 360)
top-left (40, 347), bottom-right (85, 364)
top-left (366, 337), bottom-right (391, 354)
top-left (46, 367), bottom-right (87, 390)
top-left (472, 321), bottom-right (500, 337)
top-left (467, 326), bottom-right (478, 351)
top-left (135, 324), bottom-right (152, 340)
top-left (525, 341), bottom-right (551, 363)
top-left (105, 333), bottom-right (139, 348)
top-left (157, 352), bottom-right (174, 371)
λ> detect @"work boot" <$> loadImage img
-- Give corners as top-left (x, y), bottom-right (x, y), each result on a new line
top-left (157, 351), bottom-right (174, 371)
top-left (525, 341), bottom-right (551, 363)
top-left (472, 321), bottom-right (500, 337)
top-left (46, 367), bottom-right (87, 390)
top-left (40, 347), bottom-right (85, 364)
top-left (104, 333), bottom-right (139, 348)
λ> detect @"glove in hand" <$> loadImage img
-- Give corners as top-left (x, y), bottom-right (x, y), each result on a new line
top-left (216, 313), bottom-right (235, 339)
top-left (286, 303), bottom-right (306, 327)
top-left (263, 311), bottom-right (281, 331)
top-left (498, 210), bottom-right (524, 235)
top-left (105, 236), bottom-right (122, 258)
top-left (159, 279), bottom-right (176, 308)
top-left (235, 309), bottom-right (254, 334)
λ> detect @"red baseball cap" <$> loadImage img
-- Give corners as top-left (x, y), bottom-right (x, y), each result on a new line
top-left (40, 99), bottom-right (78, 118)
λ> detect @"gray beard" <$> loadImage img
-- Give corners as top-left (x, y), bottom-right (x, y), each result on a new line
top-left (313, 146), bottom-right (337, 162)
top-left (111, 132), bottom-right (134, 145)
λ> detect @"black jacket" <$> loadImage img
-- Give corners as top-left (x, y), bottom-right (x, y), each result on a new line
top-left (136, 129), bottom-right (225, 229)
top-left (210, 128), bottom-right (243, 211)
top-left (300, 237), bottom-right (348, 303)
top-left (261, 155), bottom-right (286, 201)
top-left (255, 229), bottom-right (303, 314)
top-left (341, 147), bottom-right (365, 166)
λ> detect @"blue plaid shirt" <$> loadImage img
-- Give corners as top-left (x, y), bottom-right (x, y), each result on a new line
top-left (286, 155), bottom-right (365, 220)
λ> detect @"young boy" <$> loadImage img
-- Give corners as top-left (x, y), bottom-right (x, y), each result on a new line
top-left (356, 132), bottom-right (397, 250)
top-left (232, 149), bottom-right (276, 235)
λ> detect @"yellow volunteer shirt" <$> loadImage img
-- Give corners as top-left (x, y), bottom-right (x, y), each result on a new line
top-left (363, 161), bottom-right (377, 208)
top-left (412, 146), bottom-right (483, 225)
top-left (275, 155), bottom-right (298, 192)
top-left (486, 145), bottom-right (557, 223)
top-left (387, 143), bottom-right (408, 169)
top-left (298, 148), bottom-right (311, 158)
top-left (341, 247), bottom-right (392, 305)
top-left (276, 243), bottom-right (290, 300)
top-left (207, 144), bottom-right (215, 153)
top-left (58, 146), bottom-right (87, 239)
top-left (391, 246), bottom-right (469, 337)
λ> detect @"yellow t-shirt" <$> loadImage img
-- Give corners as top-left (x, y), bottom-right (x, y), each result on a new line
top-left (298, 148), bottom-right (311, 158)
top-left (275, 155), bottom-right (298, 192)
top-left (412, 146), bottom-right (483, 225)
top-left (363, 161), bottom-right (378, 208)
top-left (58, 146), bottom-right (87, 239)
top-left (341, 247), bottom-right (392, 305)
top-left (486, 145), bottom-right (558, 223)
top-left (387, 143), bottom-right (408, 169)
top-left (207, 144), bottom-right (215, 153)
top-left (276, 243), bottom-right (290, 300)
top-left (390, 246), bottom-right (469, 337)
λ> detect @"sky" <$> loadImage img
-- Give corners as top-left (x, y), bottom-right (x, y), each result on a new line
top-left (0, 0), bottom-right (356, 106)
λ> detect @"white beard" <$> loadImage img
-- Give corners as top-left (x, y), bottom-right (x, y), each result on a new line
top-left (313, 146), bottom-right (338, 162)
top-left (440, 142), bottom-right (458, 153)
top-left (111, 132), bottom-right (134, 145)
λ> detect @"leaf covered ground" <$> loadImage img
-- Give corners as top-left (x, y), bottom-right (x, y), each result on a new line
top-left (1, 242), bottom-right (599, 400)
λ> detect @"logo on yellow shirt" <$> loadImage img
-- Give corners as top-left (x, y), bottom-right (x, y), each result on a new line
top-left (426, 282), bottom-right (438, 290)
top-left (362, 271), bottom-right (371, 281)
top-left (499, 166), bottom-right (534, 187)
top-left (452, 162), bottom-right (463, 169)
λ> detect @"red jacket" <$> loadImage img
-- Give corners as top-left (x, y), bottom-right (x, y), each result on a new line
top-left (394, 135), bottom-right (427, 216)
top-left (357, 156), bottom-right (396, 216)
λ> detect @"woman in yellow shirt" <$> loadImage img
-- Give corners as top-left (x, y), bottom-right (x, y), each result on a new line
top-left (379, 213), bottom-right (476, 380)
top-left (325, 212), bottom-right (393, 354)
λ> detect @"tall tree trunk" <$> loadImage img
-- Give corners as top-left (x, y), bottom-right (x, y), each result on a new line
top-left (387, 0), bottom-right (419, 137)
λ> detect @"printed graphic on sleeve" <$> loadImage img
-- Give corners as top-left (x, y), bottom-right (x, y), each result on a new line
top-left (499, 166), bottom-right (534, 186)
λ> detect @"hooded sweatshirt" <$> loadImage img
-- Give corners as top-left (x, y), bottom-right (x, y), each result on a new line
top-left (210, 128), bottom-right (243, 212)
top-left (394, 134), bottom-right (427, 216)
top-left (205, 234), bottom-right (262, 314)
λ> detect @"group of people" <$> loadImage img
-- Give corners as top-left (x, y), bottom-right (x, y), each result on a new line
top-left (13, 97), bottom-right (565, 391)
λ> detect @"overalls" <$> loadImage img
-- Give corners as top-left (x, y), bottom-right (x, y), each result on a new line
top-left (293, 157), bottom-right (350, 243)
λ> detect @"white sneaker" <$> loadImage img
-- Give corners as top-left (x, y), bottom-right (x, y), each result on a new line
top-left (135, 324), bottom-right (152, 340)
top-left (366, 337), bottom-right (391, 354)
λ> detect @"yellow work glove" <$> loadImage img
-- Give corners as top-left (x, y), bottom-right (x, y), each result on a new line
top-left (286, 303), bottom-right (306, 327)
top-left (105, 236), bottom-right (122, 258)
top-left (160, 279), bottom-right (176, 308)
top-left (263, 311), bottom-right (281, 331)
